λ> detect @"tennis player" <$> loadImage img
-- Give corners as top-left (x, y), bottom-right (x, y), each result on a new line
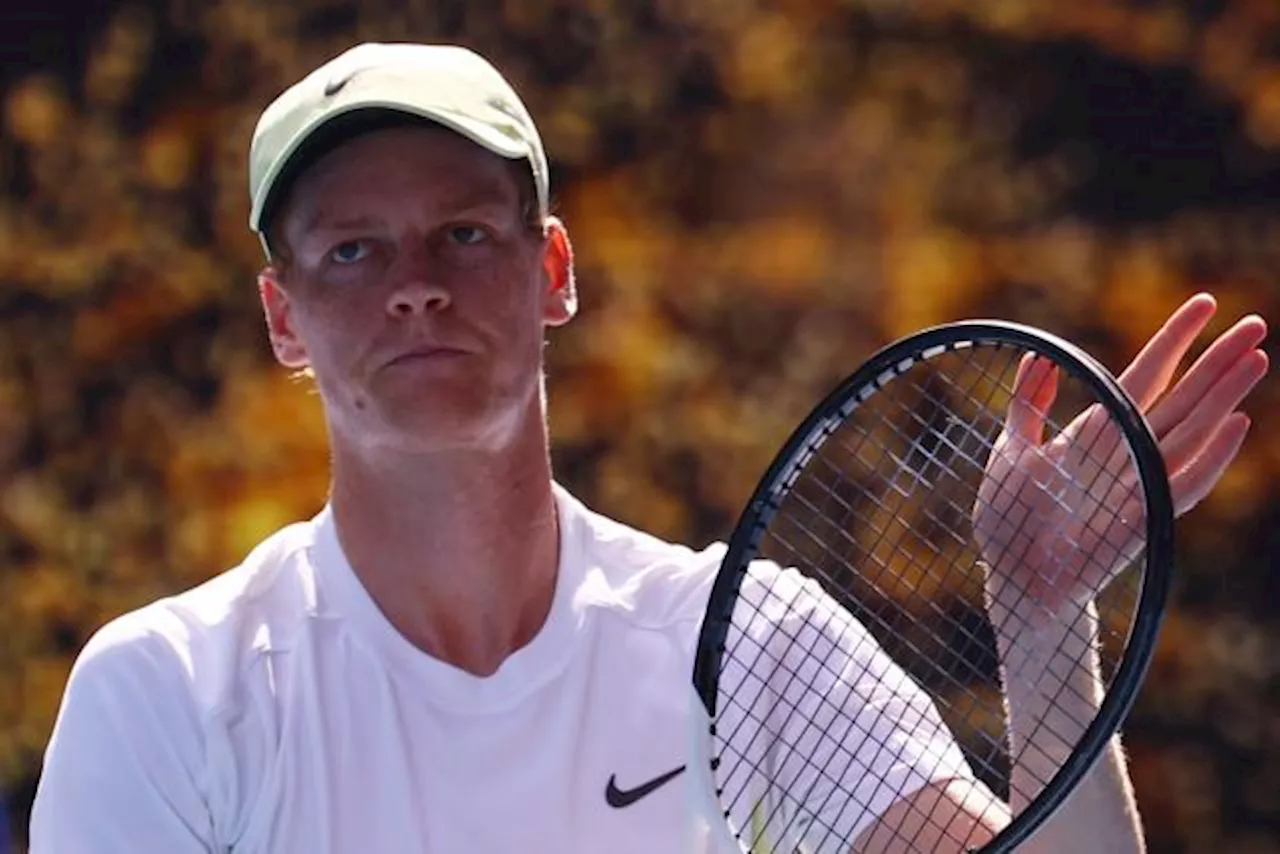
top-left (29, 43), bottom-right (1267, 853)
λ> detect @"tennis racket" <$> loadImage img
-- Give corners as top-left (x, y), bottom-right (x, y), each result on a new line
top-left (688, 320), bottom-right (1175, 853)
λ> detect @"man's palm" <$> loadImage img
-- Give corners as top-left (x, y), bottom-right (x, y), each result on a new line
top-left (972, 295), bottom-right (1267, 629)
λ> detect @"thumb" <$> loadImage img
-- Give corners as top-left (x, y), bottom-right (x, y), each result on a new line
top-left (1005, 353), bottom-right (1058, 446)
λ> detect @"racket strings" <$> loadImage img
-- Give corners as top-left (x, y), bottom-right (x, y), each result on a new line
top-left (715, 353), bottom-right (1016, 830)
top-left (970, 397), bottom-right (1145, 651)
top-left (716, 605), bottom-right (971, 850)
top-left (709, 344), bottom-right (1152, 852)
top-left (753, 468), bottom-right (1012, 791)
top-left (856, 362), bottom-right (1136, 692)
top-left (769, 486), bottom-right (994, 704)
top-left (903, 353), bottom-right (1145, 660)
top-left (717, 436), bottom-right (1003, 840)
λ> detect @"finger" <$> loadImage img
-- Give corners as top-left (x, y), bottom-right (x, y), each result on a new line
top-left (1146, 314), bottom-right (1268, 438)
top-left (1117, 293), bottom-right (1218, 410)
top-left (1168, 412), bottom-right (1252, 516)
top-left (1006, 354), bottom-right (1058, 445)
top-left (1156, 347), bottom-right (1269, 472)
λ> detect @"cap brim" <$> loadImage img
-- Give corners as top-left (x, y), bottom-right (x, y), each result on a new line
top-left (249, 99), bottom-right (532, 235)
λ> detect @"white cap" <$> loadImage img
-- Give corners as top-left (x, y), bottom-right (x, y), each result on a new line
top-left (247, 43), bottom-right (549, 256)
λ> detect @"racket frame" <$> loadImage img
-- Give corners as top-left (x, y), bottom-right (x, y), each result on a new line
top-left (691, 320), bottom-right (1176, 853)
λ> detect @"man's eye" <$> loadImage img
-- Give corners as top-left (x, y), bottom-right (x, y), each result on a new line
top-left (330, 240), bottom-right (371, 264)
top-left (449, 226), bottom-right (487, 245)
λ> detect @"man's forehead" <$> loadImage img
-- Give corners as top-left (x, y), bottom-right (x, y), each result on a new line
top-left (296, 188), bottom-right (517, 233)
top-left (284, 132), bottom-right (522, 231)
top-left (291, 190), bottom-right (520, 245)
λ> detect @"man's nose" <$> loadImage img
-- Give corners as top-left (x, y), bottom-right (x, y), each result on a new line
top-left (387, 280), bottom-right (450, 316)
top-left (385, 246), bottom-right (451, 317)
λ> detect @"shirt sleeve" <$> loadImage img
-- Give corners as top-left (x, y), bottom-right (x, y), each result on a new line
top-left (718, 564), bottom-right (976, 854)
top-left (29, 612), bottom-right (217, 853)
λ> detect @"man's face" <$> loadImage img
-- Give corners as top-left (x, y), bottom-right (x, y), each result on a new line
top-left (259, 125), bottom-right (575, 455)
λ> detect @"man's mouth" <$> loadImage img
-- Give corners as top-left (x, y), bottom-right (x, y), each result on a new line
top-left (385, 345), bottom-right (472, 367)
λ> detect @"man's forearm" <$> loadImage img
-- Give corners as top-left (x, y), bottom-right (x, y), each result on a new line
top-left (990, 599), bottom-right (1145, 853)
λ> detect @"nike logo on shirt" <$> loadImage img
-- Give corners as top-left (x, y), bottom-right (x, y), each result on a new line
top-left (604, 765), bottom-right (687, 808)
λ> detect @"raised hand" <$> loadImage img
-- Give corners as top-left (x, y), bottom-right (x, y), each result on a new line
top-left (973, 294), bottom-right (1269, 628)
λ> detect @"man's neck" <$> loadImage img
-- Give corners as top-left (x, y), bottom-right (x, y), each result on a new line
top-left (326, 422), bottom-right (561, 677)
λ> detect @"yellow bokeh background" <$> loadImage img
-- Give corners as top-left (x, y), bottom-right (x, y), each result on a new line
top-left (1, 1), bottom-right (1278, 851)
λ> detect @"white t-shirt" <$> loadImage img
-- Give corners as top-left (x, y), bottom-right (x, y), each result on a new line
top-left (30, 485), bottom-right (972, 853)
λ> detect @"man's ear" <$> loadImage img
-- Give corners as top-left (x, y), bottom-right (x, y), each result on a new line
top-left (541, 216), bottom-right (577, 328)
top-left (258, 267), bottom-right (310, 369)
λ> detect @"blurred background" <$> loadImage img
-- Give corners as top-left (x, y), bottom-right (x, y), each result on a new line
top-left (0, 0), bottom-right (1277, 851)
